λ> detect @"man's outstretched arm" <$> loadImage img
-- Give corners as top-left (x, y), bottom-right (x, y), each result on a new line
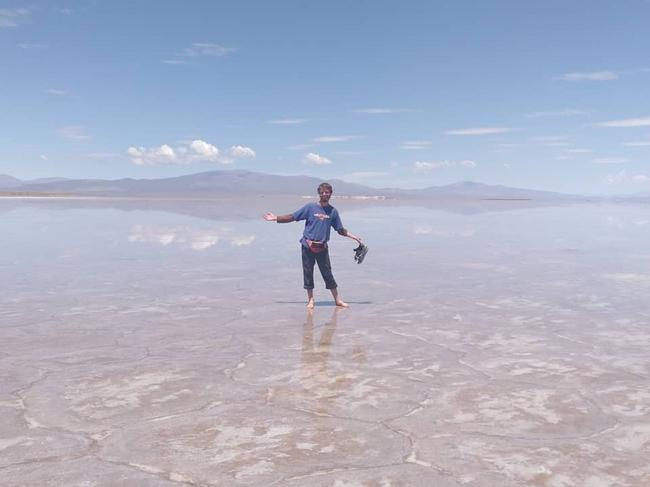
top-left (263, 212), bottom-right (295, 223)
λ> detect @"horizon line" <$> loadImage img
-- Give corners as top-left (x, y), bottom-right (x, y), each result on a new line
top-left (0, 168), bottom-right (635, 197)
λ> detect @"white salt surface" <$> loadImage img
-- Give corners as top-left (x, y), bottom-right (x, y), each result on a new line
top-left (1, 198), bottom-right (649, 486)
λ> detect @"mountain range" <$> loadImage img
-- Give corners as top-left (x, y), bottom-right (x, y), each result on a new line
top-left (0, 170), bottom-right (597, 200)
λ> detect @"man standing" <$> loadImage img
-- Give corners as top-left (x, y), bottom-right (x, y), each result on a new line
top-left (264, 182), bottom-right (364, 308)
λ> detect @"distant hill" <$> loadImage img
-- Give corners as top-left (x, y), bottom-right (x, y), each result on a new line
top-left (0, 169), bottom-right (583, 200)
top-left (623, 190), bottom-right (650, 198)
top-left (28, 177), bottom-right (71, 184)
top-left (0, 174), bottom-right (23, 188)
top-left (406, 181), bottom-right (572, 199)
top-left (1, 171), bottom-right (378, 197)
top-left (0, 175), bottom-right (70, 188)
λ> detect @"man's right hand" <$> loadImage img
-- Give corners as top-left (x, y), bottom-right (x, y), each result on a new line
top-left (263, 212), bottom-right (277, 221)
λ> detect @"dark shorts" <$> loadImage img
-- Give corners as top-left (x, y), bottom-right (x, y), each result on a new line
top-left (301, 245), bottom-right (337, 289)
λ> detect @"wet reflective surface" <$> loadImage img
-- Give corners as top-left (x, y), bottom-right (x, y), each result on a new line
top-left (1, 198), bottom-right (650, 486)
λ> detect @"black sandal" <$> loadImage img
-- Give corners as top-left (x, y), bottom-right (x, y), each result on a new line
top-left (353, 243), bottom-right (369, 264)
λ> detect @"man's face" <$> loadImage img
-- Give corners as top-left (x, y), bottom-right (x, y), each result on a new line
top-left (318, 189), bottom-right (332, 203)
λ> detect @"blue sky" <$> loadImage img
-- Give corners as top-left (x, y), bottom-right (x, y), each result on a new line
top-left (1, 0), bottom-right (650, 194)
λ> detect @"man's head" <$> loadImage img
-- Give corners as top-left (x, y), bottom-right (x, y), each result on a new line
top-left (317, 182), bottom-right (333, 204)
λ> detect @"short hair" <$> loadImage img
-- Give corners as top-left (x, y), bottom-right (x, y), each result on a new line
top-left (317, 182), bottom-right (333, 194)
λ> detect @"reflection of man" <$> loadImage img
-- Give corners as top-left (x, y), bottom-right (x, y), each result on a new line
top-left (301, 308), bottom-right (367, 416)
top-left (302, 308), bottom-right (338, 371)
top-left (301, 307), bottom-right (340, 415)
top-left (264, 182), bottom-right (363, 308)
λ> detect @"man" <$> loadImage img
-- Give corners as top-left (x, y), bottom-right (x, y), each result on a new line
top-left (263, 182), bottom-right (363, 308)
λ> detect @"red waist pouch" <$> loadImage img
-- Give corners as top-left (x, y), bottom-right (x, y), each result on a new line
top-left (307, 240), bottom-right (327, 253)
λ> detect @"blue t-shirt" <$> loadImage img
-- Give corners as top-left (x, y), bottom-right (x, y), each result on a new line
top-left (292, 202), bottom-right (343, 247)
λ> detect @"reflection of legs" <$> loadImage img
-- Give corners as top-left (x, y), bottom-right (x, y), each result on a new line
top-left (318, 307), bottom-right (340, 349)
top-left (302, 307), bottom-right (340, 367)
top-left (302, 246), bottom-right (316, 308)
top-left (301, 307), bottom-right (343, 415)
top-left (302, 308), bottom-right (315, 355)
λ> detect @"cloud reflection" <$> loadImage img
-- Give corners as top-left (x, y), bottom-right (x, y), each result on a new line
top-left (128, 225), bottom-right (255, 250)
top-left (413, 224), bottom-right (475, 237)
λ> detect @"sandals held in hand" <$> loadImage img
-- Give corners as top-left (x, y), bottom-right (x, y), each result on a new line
top-left (353, 243), bottom-right (369, 264)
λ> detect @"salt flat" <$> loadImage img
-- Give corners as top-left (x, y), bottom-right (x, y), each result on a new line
top-left (1, 198), bottom-right (649, 486)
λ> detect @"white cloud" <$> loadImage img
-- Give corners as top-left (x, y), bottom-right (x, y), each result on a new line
top-left (183, 43), bottom-right (235, 57)
top-left (592, 158), bottom-right (628, 164)
top-left (401, 140), bottom-right (432, 150)
top-left (57, 126), bottom-right (91, 141)
top-left (18, 43), bottom-right (47, 49)
top-left (189, 140), bottom-right (220, 160)
top-left (525, 109), bottom-right (587, 118)
top-left (596, 117), bottom-right (650, 128)
top-left (127, 144), bottom-right (177, 165)
top-left (269, 118), bottom-right (308, 125)
top-left (45, 89), bottom-right (70, 96)
top-left (164, 43), bottom-right (235, 65)
top-left (633, 174), bottom-right (650, 182)
top-left (304, 152), bottom-right (331, 165)
top-left (229, 145), bottom-right (256, 158)
top-left (39, 154), bottom-right (48, 161)
top-left (623, 141), bottom-right (650, 147)
top-left (498, 143), bottom-right (522, 148)
top-left (556, 71), bottom-right (619, 81)
top-left (606, 170), bottom-right (627, 184)
top-left (567, 149), bottom-right (593, 153)
top-left (0, 7), bottom-right (30, 28)
top-left (313, 135), bottom-right (361, 142)
top-left (444, 127), bottom-right (514, 136)
top-left (414, 160), bottom-right (476, 172)
top-left (352, 108), bottom-right (398, 114)
top-left (331, 151), bottom-right (366, 155)
top-left (414, 161), bottom-right (449, 171)
top-left (127, 139), bottom-right (235, 165)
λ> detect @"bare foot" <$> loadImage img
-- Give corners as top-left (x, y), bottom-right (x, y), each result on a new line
top-left (335, 300), bottom-right (349, 308)
top-left (307, 299), bottom-right (315, 309)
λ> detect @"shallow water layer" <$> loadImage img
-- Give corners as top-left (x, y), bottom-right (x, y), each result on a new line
top-left (1, 198), bottom-right (649, 486)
